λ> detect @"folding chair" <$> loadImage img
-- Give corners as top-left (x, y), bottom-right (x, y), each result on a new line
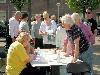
top-left (66, 62), bottom-right (90, 75)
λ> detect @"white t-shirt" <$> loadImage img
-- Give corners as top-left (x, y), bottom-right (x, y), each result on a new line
top-left (9, 17), bottom-right (19, 38)
top-left (40, 20), bottom-right (57, 45)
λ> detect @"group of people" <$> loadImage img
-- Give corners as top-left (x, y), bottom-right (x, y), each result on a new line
top-left (5, 7), bottom-right (97, 75)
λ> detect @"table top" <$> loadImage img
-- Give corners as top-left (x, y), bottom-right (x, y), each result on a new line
top-left (30, 49), bottom-right (73, 67)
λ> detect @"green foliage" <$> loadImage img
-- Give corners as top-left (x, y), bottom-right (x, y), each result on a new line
top-left (65, 0), bottom-right (100, 13)
top-left (10, 0), bottom-right (28, 11)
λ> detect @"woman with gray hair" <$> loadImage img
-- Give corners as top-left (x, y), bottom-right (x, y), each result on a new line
top-left (7, 11), bottom-right (21, 48)
top-left (71, 13), bottom-right (94, 44)
top-left (71, 13), bottom-right (94, 75)
top-left (61, 14), bottom-right (89, 64)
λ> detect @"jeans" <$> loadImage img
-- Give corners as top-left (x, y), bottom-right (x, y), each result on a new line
top-left (79, 44), bottom-right (93, 75)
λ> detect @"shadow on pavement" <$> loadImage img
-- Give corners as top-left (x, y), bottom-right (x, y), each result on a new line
top-left (93, 45), bottom-right (100, 75)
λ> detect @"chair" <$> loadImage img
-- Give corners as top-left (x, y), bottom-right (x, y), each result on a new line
top-left (66, 62), bottom-right (90, 75)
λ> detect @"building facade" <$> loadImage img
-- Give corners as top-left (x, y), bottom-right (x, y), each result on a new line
top-left (0, 0), bottom-right (100, 21)
top-left (0, 0), bottom-right (72, 21)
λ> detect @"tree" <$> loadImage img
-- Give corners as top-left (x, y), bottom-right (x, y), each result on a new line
top-left (10, 0), bottom-right (28, 11)
top-left (65, 0), bottom-right (100, 17)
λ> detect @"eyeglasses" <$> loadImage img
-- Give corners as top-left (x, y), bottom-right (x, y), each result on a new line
top-left (85, 12), bottom-right (91, 14)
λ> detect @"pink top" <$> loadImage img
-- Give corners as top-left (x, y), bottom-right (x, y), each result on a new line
top-left (64, 35), bottom-right (68, 46)
top-left (64, 35), bottom-right (74, 56)
top-left (78, 23), bottom-right (94, 44)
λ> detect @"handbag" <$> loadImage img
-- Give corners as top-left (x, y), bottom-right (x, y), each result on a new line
top-left (66, 62), bottom-right (90, 73)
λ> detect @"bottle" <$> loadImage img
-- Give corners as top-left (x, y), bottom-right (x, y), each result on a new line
top-left (37, 47), bottom-right (40, 54)
top-left (37, 47), bottom-right (40, 51)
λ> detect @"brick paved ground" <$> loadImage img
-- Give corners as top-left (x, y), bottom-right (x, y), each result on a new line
top-left (93, 35), bottom-right (100, 75)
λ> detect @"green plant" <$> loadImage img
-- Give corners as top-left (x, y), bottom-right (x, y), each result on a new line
top-left (65, 0), bottom-right (100, 17)
top-left (10, 0), bottom-right (28, 11)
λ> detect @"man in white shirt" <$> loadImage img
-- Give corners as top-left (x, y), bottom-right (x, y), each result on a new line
top-left (8, 11), bottom-right (21, 47)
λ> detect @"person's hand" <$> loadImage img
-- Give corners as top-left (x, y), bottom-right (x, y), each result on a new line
top-left (43, 31), bottom-right (48, 35)
top-left (71, 58), bottom-right (77, 63)
top-left (24, 43), bottom-right (31, 54)
top-left (39, 30), bottom-right (47, 35)
top-left (64, 53), bottom-right (69, 57)
top-left (29, 54), bottom-right (37, 61)
top-left (92, 35), bottom-right (95, 44)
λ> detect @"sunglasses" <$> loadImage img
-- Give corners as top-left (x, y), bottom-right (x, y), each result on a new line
top-left (85, 12), bottom-right (91, 14)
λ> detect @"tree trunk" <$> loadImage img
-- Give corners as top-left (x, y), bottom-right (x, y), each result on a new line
top-left (28, 0), bottom-right (31, 30)
top-left (83, 6), bottom-right (86, 18)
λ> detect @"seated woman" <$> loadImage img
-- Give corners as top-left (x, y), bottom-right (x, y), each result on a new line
top-left (5, 32), bottom-right (39, 75)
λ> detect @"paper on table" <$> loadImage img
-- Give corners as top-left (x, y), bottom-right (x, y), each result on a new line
top-left (31, 55), bottom-right (48, 64)
top-left (61, 56), bottom-right (73, 64)
top-left (48, 54), bottom-right (57, 62)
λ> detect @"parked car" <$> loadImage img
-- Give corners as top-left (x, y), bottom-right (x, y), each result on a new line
top-left (0, 21), bottom-right (6, 37)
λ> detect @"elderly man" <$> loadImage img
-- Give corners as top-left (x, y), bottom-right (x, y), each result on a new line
top-left (7, 11), bottom-right (21, 48)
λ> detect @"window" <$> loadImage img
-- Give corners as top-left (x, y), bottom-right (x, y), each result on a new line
top-left (0, 0), bottom-right (6, 3)
top-left (0, 11), bottom-right (6, 22)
